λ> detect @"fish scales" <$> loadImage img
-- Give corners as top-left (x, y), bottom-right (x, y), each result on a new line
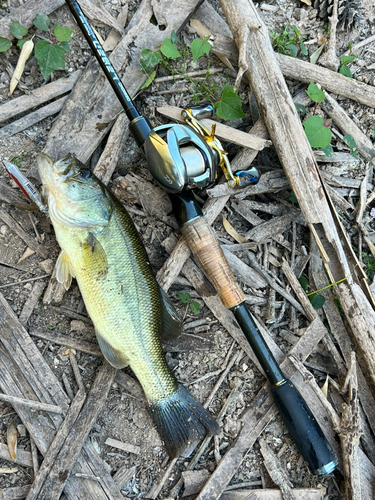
top-left (37, 153), bottom-right (219, 458)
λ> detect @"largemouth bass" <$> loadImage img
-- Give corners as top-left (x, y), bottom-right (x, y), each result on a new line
top-left (37, 153), bottom-right (219, 458)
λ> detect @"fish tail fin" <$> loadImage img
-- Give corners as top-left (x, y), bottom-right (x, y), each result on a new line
top-left (148, 384), bottom-right (220, 458)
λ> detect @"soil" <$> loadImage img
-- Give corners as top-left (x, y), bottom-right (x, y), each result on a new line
top-left (0, 0), bottom-right (374, 498)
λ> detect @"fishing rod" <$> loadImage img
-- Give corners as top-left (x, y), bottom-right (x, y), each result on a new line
top-left (65, 0), bottom-right (337, 475)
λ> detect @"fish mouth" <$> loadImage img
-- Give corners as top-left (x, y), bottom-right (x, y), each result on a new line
top-left (37, 153), bottom-right (77, 188)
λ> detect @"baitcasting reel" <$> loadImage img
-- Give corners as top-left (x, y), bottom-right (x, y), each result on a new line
top-left (144, 105), bottom-right (261, 193)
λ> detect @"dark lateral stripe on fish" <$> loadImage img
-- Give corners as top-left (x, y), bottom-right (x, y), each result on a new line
top-left (148, 384), bottom-right (220, 458)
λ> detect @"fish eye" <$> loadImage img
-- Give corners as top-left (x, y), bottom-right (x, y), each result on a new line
top-left (79, 169), bottom-right (92, 179)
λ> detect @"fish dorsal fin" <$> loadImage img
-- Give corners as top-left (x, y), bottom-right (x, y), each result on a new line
top-left (55, 250), bottom-right (75, 290)
top-left (96, 329), bottom-right (128, 369)
top-left (159, 287), bottom-right (183, 341)
top-left (80, 232), bottom-right (108, 278)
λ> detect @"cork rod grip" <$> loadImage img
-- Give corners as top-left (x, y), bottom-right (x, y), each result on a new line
top-left (181, 217), bottom-right (245, 309)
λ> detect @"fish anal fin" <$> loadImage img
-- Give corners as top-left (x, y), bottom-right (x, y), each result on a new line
top-left (96, 330), bottom-right (128, 369)
top-left (159, 287), bottom-right (183, 341)
top-left (81, 232), bottom-right (108, 278)
top-left (55, 250), bottom-right (75, 290)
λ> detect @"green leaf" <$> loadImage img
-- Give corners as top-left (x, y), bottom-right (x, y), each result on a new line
top-left (175, 291), bottom-right (191, 304)
top-left (17, 38), bottom-right (28, 49)
top-left (54, 25), bottom-right (74, 42)
top-left (295, 103), bottom-right (306, 116)
top-left (340, 54), bottom-right (356, 65)
top-left (190, 301), bottom-right (200, 314)
top-left (350, 149), bottom-right (358, 159)
top-left (10, 20), bottom-right (28, 39)
top-left (35, 40), bottom-right (65, 80)
top-left (303, 115), bottom-right (332, 149)
top-left (60, 41), bottom-right (71, 52)
top-left (300, 42), bottom-right (308, 56)
top-left (339, 64), bottom-right (352, 78)
top-left (215, 85), bottom-right (245, 121)
top-left (190, 37), bottom-right (211, 62)
top-left (298, 276), bottom-right (309, 291)
top-left (160, 38), bottom-right (181, 59)
top-left (286, 44), bottom-right (298, 57)
top-left (140, 70), bottom-right (156, 89)
top-left (33, 12), bottom-right (50, 32)
top-left (140, 48), bottom-right (162, 74)
top-left (322, 144), bottom-right (334, 157)
top-left (306, 81), bottom-right (325, 103)
top-left (309, 293), bottom-right (325, 309)
top-left (0, 37), bottom-right (12, 52)
top-left (309, 43), bottom-right (325, 65)
top-left (289, 191), bottom-right (298, 204)
top-left (342, 134), bottom-right (356, 149)
top-left (171, 31), bottom-right (180, 44)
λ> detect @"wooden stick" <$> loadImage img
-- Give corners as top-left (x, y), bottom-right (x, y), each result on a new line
top-left (0, 393), bottom-right (65, 414)
top-left (18, 281), bottom-right (46, 327)
top-left (0, 96), bottom-right (68, 140)
top-left (157, 106), bottom-right (271, 151)
top-left (0, 71), bottom-right (81, 124)
top-left (0, 443), bottom-right (32, 468)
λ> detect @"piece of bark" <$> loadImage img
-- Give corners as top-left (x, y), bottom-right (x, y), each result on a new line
top-left (218, 0), bottom-right (375, 398)
top-left (0, 0), bottom-right (65, 40)
top-left (0, 208), bottom-right (48, 259)
top-left (0, 443), bottom-right (32, 468)
top-left (42, 266), bottom-right (66, 305)
top-left (0, 292), bottom-right (124, 499)
top-left (0, 71), bottom-right (81, 124)
top-left (0, 485), bottom-right (31, 500)
top-left (30, 329), bottom-right (102, 357)
top-left (112, 465), bottom-right (136, 489)
top-left (259, 438), bottom-right (297, 500)
top-left (245, 211), bottom-right (305, 242)
top-left (105, 437), bottom-right (140, 455)
top-left (182, 470), bottom-right (210, 497)
top-left (157, 106), bottom-right (271, 151)
top-left (78, 0), bottom-right (124, 34)
top-left (321, 91), bottom-right (375, 164)
top-left (0, 393), bottom-right (65, 414)
top-left (26, 363), bottom-right (117, 500)
top-left (18, 281), bottom-right (46, 326)
top-left (40, 0), bottom-right (206, 167)
top-left (103, 5), bottom-right (129, 52)
top-left (0, 96), bottom-right (68, 140)
top-left (93, 113), bottom-right (129, 185)
top-left (219, 489), bottom-right (326, 500)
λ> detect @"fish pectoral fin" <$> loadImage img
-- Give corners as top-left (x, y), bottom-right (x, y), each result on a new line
top-left (55, 250), bottom-right (75, 290)
top-left (96, 330), bottom-right (128, 369)
top-left (159, 286), bottom-right (183, 341)
top-left (81, 232), bottom-right (108, 278)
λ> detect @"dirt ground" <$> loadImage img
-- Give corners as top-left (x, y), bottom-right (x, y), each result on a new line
top-left (0, 0), bottom-right (375, 498)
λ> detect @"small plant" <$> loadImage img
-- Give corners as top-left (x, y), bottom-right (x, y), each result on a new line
top-left (300, 81), bottom-right (357, 159)
top-left (0, 13), bottom-right (73, 84)
top-left (140, 32), bottom-right (245, 121)
top-left (175, 291), bottom-right (201, 315)
top-left (298, 276), bottom-right (326, 309)
top-left (270, 25), bottom-right (308, 58)
top-left (339, 45), bottom-right (357, 78)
